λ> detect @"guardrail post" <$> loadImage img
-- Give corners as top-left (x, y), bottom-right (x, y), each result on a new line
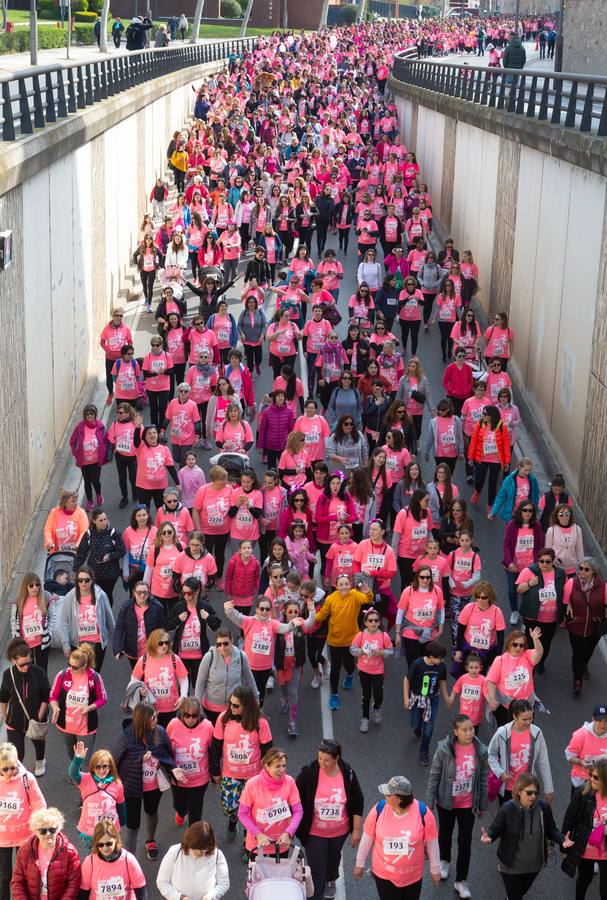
top-left (93, 62), bottom-right (101, 102)
top-left (56, 69), bottom-right (68, 118)
top-left (551, 77), bottom-right (562, 125)
top-left (76, 66), bottom-right (86, 108)
top-left (515, 75), bottom-right (526, 115)
top-left (67, 67), bottom-right (77, 111)
top-left (564, 80), bottom-right (578, 128)
top-left (18, 78), bottom-right (32, 134)
top-left (32, 73), bottom-right (45, 128)
top-left (580, 83), bottom-right (595, 133)
top-left (106, 60), bottom-right (115, 97)
top-left (598, 91), bottom-right (607, 137)
top-left (45, 71), bottom-right (56, 122)
top-left (85, 64), bottom-right (94, 105)
top-left (2, 82), bottom-right (15, 140)
top-left (538, 77), bottom-right (549, 119)
top-left (99, 60), bottom-right (108, 100)
top-left (526, 75), bottom-right (538, 118)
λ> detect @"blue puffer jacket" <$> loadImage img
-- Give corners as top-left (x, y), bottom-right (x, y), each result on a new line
top-left (112, 598), bottom-right (166, 659)
top-left (111, 718), bottom-right (175, 797)
top-left (491, 469), bottom-right (540, 522)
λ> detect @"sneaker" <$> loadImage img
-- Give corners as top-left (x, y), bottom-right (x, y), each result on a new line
top-left (279, 698), bottom-right (289, 715)
top-left (119, 497), bottom-right (128, 509)
top-left (202, 438), bottom-right (212, 450)
top-left (360, 717), bottom-right (369, 733)
top-left (311, 673), bottom-right (321, 689)
top-left (106, 393), bottom-right (114, 406)
top-left (96, 493), bottom-right (104, 506)
top-left (288, 719), bottom-right (298, 737)
top-left (324, 881), bottom-right (337, 899)
top-left (227, 818), bottom-right (238, 840)
top-left (175, 813), bottom-right (185, 826)
top-left (466, 475), bottom-right (474, 485)
top-left (216, 578), bottom-right (225, 592)
top-left (573, 679), bottom-right (582, 696)
top-left (343, 674), bottom-right (353, 690)
top-left (454, 881), bottom-right (472, 898)
top-left (371, 708), bottom-right (382, 724)
top-left (329, 693), bottom-right (340, 711)
top-left (419, 752), bottom-right (430, 767)
top-left (439, 861), bottom-right (450, 880)
top-left (85, 499), bottom-right (94, 513)
top-left (145, 303), bottom-right (152, 313)
top-left (470, 490), bottom-right (480, 505)
top-left (255, 365), bottom-right (261, 375)
top-left (145, 840), bottom-right (158, 860)
top-left (34, 759), bottom-right (46, 777)
top-left (266, 675), bottom-right (276, 692)
top-left (509, 610), bottom-right (519, 625)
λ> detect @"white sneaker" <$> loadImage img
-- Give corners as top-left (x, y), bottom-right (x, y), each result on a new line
top-left (34, 759), bottom-right (46, 777)
top-left (266, 675), bottom-right (276, 692)
top-left (360, 718), bottom-right (369, 733)
top-left (311, 673), bottom-right (321, 689)
top-left (439, 860), bottom-right (450, 880)
top-left (454, 881), bottom-right (471, 898)
top-left (509, 610), bottom-right (519, 625)
top-left (371, 708), bottom-right (382, 724)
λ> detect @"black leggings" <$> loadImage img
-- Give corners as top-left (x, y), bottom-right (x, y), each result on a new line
top-left (422, 292), bottom-right (436, 324)
top-left (105, 357), bottom-right (115, 394)
top-left (397, 556), bottom-right (415, 591)
top-left (206, 532), bottom-right (229, 577)
top-left (569, 632), bottom-right (600, 682)
top-left (239, 223), bottom-right (250, 248)
top-left (500, 871), bottom-right (539, 900)
top-left (172, 782), bottom-right (208, 825)
top-left (399, 319), bottom-right (421, 355)
top-left (189, 251), bottom-right (200, 282)
top-left (307, 634), bottom-right (327, 670)
top-left (575, 857), bottom-right (607, 900)
top-left (269, 353), bottom-right (296, 379)
top-left (373, 875), bottom-right (422, 900)
top-left (115, 452), bottom-right (137, 501)
top-left (252, 668), bottom-right (273, 707)
top-left (437, 805), bottom-right (475, 882)
top-left (140, 270), bottom-right (156, 303)
top-left (7, 728), bottom-right (46, 762)
top-left (0, 846), bottom-right (15, 900)
top-left (81, 463), bottom-right (102, 502)
top-left (316, 221), bottom-right (329, 255)
top-left (124, 790), bottom-right (162, 830)
top-left (174, 170), bottom-right (185, 192)
top-left (473, 461), bottom-right (502, 506)
top-left (147, 389), bottom-right (170, 427)
top-left (328, 645), bottom-right (355, 694)
top-left (359, 671), bottom-right (383, 718)
top-left (181, 655), bottom-right (202, 688)
top-left (338, 228), bottom-right (350, 252)
top-left (136, 487), bottom-right (165, 511)
top-left (523, 618), bottom-right (557, 665)
top-left (439, 322), bottom-right (453, 361)
top-left (244, 344), bottom-right (263, 371)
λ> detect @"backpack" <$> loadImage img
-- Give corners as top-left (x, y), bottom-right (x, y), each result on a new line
top-left (375, 798), bottom-right (427, 824)
top-left (125, 24), bottom-right (136, 42)
top-left (141, 652), bottom-right (178, 682)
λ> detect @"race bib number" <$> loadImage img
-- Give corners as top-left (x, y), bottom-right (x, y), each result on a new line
top-left (180, 638), bottom-right (200, 651)
top-left (22, 613), bottom-right (43, 638)
top-left (160, 565), bottom-right (172, 578)
top-left (263, 800), bottom-right (290, 824)
top-left (483, 433), bottom-right (497, 455)
top-left (383, 836), bottom-right (409, 855)
top-left (0, 796), bottom-right (21, 815)
top-left (318, 803), bottom-right (343, 821)
top-left (217, 328), bottom-right (230, 343)
top-left (178, 758), bottom-right (200, 774)
top-left (539, 587), bottom-right (557, 603)
top-left (227, 745), bottom-right (252, 764)
top-left (208, 515), bottom-right (224, 526)
top-left (251, 636), bottom-right (271, 655)
top-left (469, 627), bottom-right (490, 649)
top-left (116, 434), bottom-right (133, 453)
top-left (97, 877), bottom-right (126, 897)
top-left (305, 428), bottom-right (320, 444)
top-left (440, 430), bottom-right (456, 445)
top-left (453, 778), bottom-right (472, 796)
top-left (505, 668), bottom-right (529, 691)
top-left (365, 554), bottom-right (385, 569)
top-left (516, 535), bottom-right (534, 552)
top-left (78, 617), bottom-right (98, 637)
top-left (411, 526), bottom-right (427, 540)
top-left (276, 343), bottom-right (291, 355)
top-left (461, 684), bottom-right (481, 701)
top-left (337, 553), bottom-right (353, 568)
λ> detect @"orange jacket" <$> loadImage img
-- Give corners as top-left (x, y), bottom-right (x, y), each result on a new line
top-left (467, 420), bottom-right (511, 468)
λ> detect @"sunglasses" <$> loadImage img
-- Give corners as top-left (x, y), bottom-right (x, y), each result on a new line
top-left (510, 642), bottom-right (526, 649)
top-left (113, 314), bottom-right (124, 318)
top-left (94, 763), bottom-right (110, 770)
top-left (28, 582), bottom-right (41, 588)
top-left (258, 605), bottom-right (272, 611)
top-left (538, 559), bottom-right (552, 564)
top-left (38, 827), bottom-right (58, 835)
top-left (579, 566), bottom-right (592, 572)
top-left (78, 577), bottom-right (92, 584)
top-left (16, 660), bottom-right (32, 667)
top-left (229, 702), bottom-right (242, 709)
top-left (522, 508), bottom-right (534, 513)
top-left (158, 640), bottom-right (171, 647)
top-left (418, 575), bottom-right (432, 580)
top-left (161, 530), bottom-right (173, 535)
top-left (558, 510), bottom-right (571, 515)
top-left (134, 589), bottom-right (149, 595)
top-left (97, 841), bottom-right (114, 849)
top-left (343, 421), bottom-right (354, 426)
top-left (183, 712), bottom-right (199, 719)
top-left (1, 766), bottom-right (18, 773)
top-left (523, 789), bottom-right (539, 796)
top-left (216, 640), bottom-right (231, 647)
top-left (182, 589), bottom-right (194, 596)
top-left (477, 594), bottom-right (489, 600)
top-left (366, 618), bottom-right (380, 623)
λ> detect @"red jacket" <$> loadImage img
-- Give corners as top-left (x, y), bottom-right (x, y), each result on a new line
top-left (442, 361), bottom-right (473, 400)
top-left (11, 833), bottom-right (81, 900)
top-left (467, 421), bottom-right (511, 468)
top-left (225, 553), bottom-right (261, 599)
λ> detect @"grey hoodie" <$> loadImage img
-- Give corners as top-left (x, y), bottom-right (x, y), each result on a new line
top-left (60, 585), bottom-right (115, 652)
top-left (194, 645), bottom-right (258, 709)
top-left (488, 721), bottom-right (554, 796)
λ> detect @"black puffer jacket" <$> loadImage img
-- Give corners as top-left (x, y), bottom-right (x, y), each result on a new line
top-left (112, 598), bottom-right (166, 659)
top-left (166, 599), bottom-right (221, 655)
top-left (561, 786), bottom-right (599, 877)
top-left (74, 526), bottom-right (125, 581)
top-left (296, 758), bottom-right (364, 842)
top-left (110, 718), bottom-right (175, 797)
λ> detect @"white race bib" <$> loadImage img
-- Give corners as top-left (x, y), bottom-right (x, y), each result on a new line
top-left (96, 877), bottom-right (125, 897)
top-left (227, 745), bottom-right (252, 764)
top-left (383, 836), bottom-right (409, 855)
top-left (263, 800), bottom-right (290, 824)
top-left (318, 802), bottom-right (343, 821)
top-left (251, 636), bottom-right (271, 655)
top-left (461, 684), bottom-right (481, 701)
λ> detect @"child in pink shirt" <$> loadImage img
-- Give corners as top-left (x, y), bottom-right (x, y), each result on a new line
top-left (350, 608), bottom-right (394, 732)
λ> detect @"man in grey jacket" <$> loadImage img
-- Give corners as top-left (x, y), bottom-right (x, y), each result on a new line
top-left (488, 699), bottom-right (554, 803)
top-left (194, 628), bottom-right (258, 723)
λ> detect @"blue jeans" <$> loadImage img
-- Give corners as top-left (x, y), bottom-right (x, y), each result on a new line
top-left (506, 569), bottom-right (519, 613)
top-left (410, 694), bottom-right (439, 755)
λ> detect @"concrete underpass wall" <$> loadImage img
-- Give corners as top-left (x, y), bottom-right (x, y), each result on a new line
top-left (0, 61), bottom-right (222, 591)
top-left (392, 84), bottom-right (607, 549)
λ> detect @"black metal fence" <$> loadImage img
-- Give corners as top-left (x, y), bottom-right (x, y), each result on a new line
top-left (391, 55), bottom-right (607, 137)
top-left (0, 38), bottom-right (256, 141)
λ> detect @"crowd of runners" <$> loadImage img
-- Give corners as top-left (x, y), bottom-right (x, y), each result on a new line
top-left (1, 16), bottom-right (605, 900)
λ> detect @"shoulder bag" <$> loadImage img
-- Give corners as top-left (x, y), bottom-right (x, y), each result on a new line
top-left (10, 668), bottom-right (49, 740)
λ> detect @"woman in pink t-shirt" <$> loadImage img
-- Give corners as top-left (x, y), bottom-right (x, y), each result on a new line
top-left (562, 759), bottom-right (607, 896)
top-left (69, 404), bottom-right (108, 512)
top-left (69, 743), bottom-right (125, 850)
top-left (80, 821), bottom-right (146, 899)
top-left (0, 748), bottom-right (47, 887)
top-left (131, 629), bottom-right (189, 729)
top-left (238, 747), bottom-right (303, 854)
top-left (486, 629), bottom-right (544, 727)
top-left (144, 522), bottom-right (182, 615)
top-left (50, 643), bottom-right (107, 762)
top-left (210, 684), bottom-right (273, 839)
top-left (503, 501), bottom-right (544, 625)
top-left (134, 419), bottom-right (179, 512)
top-left (392, 490), bottom-right (434, 590)
top-left (166, 698), bottom-right (213, 826)
top-left (10, 572), bottom-right (55, 672)
top-left (192, 465), bottom-right (233, 591)
top-left (395, 566), bottom-right (445, 666)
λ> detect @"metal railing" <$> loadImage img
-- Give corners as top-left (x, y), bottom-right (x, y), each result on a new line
top-left (0, 38), bottom-right (256, 141)
top-left (391, 54), bottom-right (607, 137)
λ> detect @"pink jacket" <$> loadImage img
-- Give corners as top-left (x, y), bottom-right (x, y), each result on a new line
top-left (69, 420), bottom-right (108, 468)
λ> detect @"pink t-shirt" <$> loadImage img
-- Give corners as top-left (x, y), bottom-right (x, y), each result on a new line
top-left (584, 794), bottom-right (607, 861)
top-left (241, 772), bottom-right (301, 851)
top-left (398, 586), bottom-right (444, 640)
top-left (134, 604), bottom-right (147, 658)
top-left (513, 526), bottom-right (536, 571)
top-left (80, 850), bottom-right (146, 899)
top-left (193, 484), bottom-right (233, 535)
top-left (178, 605), bottom-right (203, 659)
top-left (394, 509), bottom-right (434, 559)
top-left (123, 526), bottom-right (157, 574)
top-left (447, 549), bottom-right (481, 597)
top-left (108, 420), bottom-right (137, 456)
top-left (326, 540), bottom-right (359, 586)
top-left (383, 446), bottom-right (411, 483)
top-left (303, 319), bottom-right (332, 354)
top-left (459, 602), bottom-right (505, 651)
top-left (52, 509), bottom-right (81, 551)
top-left (165, 398), bottom-right (201, 446)
top-left (61, 669), bottom-right (90, 736)
top-left (142, 351), bottom-right (173, 392)
top-left (38, 842), bottom-right (54, 898)
top-left (436, 416), bottom-right (459, 458)
top-left (517, 567), bottom-right (558, 623)
top-left (453, 674), bottom-right (487, 726)
top-left (132, 653), bottom-right (187, 712)
top-left (214, 715), bottom-right (272, 779)
top-left (364, 801), bottom-right (437, 888)
top-left (166, 328), bottom-right (186, 365)
top-left (452, 742), bottom-right (476, 808)
top-left (166, 717), bottom-right (213, 788)
top-left (101, 323), bottom-right (132, 359)
top-left (77, 773), bottom-right (124, 836)
top-left (309, 769), bottom-right (350, 838)
top-left (507, 728), bottom-right (532, 790)
top-left (351, 630), bottom-right (393, 675)
top-left (172, 551), bottom-right (217, 587)
top-left (82, 425), bottom-right (99, 466)
top-left (304, 481), bottom-right (324, 519)
top-left (262, 485), bottom-right (286, 531)
top-left (566, 726), bottom-right (607, 785)
top-left (487, 650), bottom-right (535, 703)
top-left (230, 487), bottom-right (263, 541)
top-left (135, 443), bottom-right (174, 491)
top-left (460, 396), bottom-right (485, 436)
top-left (111, 363), bottom-right (141, 402)
top-left (155, 508), bottom-right (194, 548)
top-left (295, 415), bottom-right (331, 464)
top-left (145, 544), bottom-right (180, 598)
top-left (77, 595), bottom-right (101, 644)
top-left (20, 596), bottom-right (44, 647)
top-left (212, 313), bottom-right (234, 349)
top-left (186, 365), bottom-right (217, 403)
top-left (241, 615), bottom-right (283, 671)
top-left (216, 420), bottom-right (254, 454)
top-left (0, 768), bottom-right (46, 848)
top-left (413, 554), bottom-right (450, 586)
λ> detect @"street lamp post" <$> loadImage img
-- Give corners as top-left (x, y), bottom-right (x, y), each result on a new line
top-left (555, 0), bottom-right (564, 72)
top-left (29, 0), bottom-right (38, 65)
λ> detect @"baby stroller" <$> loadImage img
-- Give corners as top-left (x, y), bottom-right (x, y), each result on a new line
top-left (198, 264), bottom-right (225, 289)
top-left (43, 550), bottom-right (75, 648)
top-left (246, 843), bottom-right (312, 900)
top-left (209, 451), bottom-right (250, 484)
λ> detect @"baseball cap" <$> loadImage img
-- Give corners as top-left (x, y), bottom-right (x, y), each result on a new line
top-left (593, 705), bottom-right (607, 720)
top-left (378, 776), bottom-right (412, 798)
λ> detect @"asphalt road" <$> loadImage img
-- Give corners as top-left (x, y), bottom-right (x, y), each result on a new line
top-left (19, 223), bottom-right (605, 900)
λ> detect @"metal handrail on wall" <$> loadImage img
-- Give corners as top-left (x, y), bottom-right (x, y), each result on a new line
top-left (391, 54), bottom-right (607, 137)
top-left (0, 38), bottom-right (256, 141)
